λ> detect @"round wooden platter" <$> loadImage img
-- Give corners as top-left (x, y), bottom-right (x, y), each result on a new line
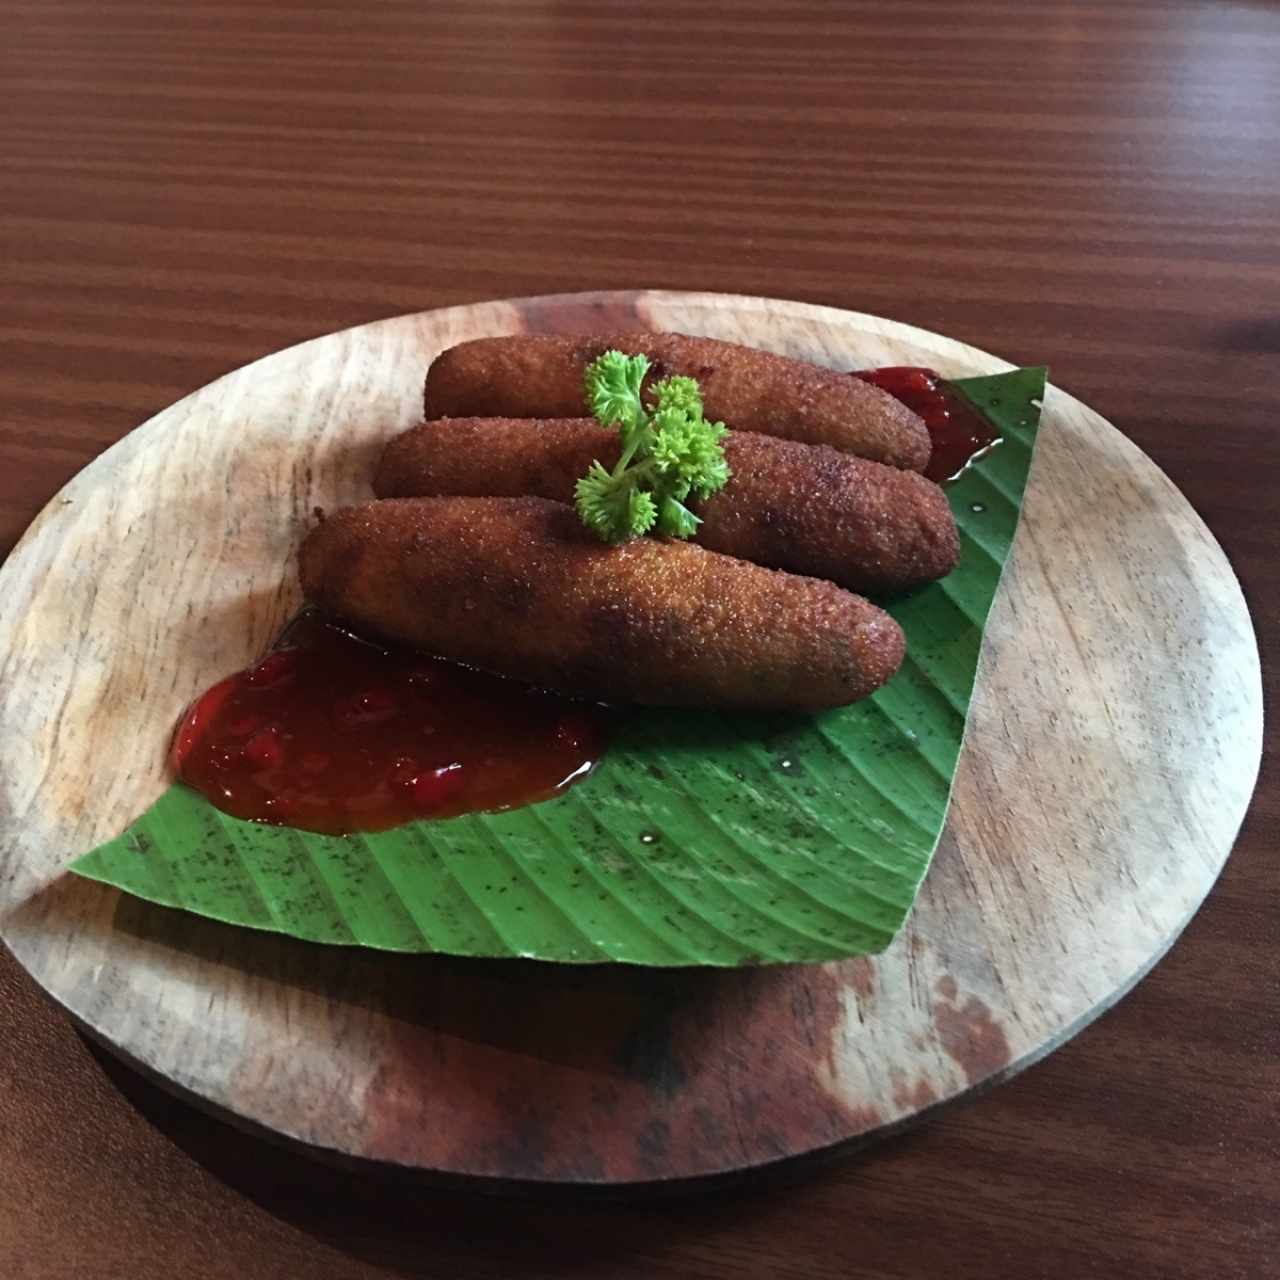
top-left (0, 291), bottom-right (1262, 1189)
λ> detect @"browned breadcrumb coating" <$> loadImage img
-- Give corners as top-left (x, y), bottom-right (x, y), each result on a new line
top-left (376, 418), bottom-right (610, 504)
top-left (423, 332), bottom-right (931, 471)
top-left (374, 418), bottom-right (959, 596)
top-left (299, 497), bottom-right (905, 711)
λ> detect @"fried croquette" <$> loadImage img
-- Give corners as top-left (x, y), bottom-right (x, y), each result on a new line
top-left (374, 418), bottom-right (958, 596)
top-left (423, 332), bottom-right (931, 472)
top-left (300, 497), bottom-right (905, 711)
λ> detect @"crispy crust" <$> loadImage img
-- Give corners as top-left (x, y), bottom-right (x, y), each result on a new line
top-left (374, 418), bottom-right (958, 595)
top-left (423, 332), bottom-right (931, 471)
top-left (300, 497), bottom-right (905, 711)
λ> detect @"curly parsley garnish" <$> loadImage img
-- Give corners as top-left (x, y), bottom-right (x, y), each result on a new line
top-left (573, 351), bottom-right (730, 542)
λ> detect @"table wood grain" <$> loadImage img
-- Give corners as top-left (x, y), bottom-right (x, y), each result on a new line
top-left (0, 1), bottom-right (1275, 1277)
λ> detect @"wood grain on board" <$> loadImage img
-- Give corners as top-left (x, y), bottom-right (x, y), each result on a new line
top-left (0, 291), bottom-right (1261, 1185)
top-left (1, 0), bottom-right (1276, 1277)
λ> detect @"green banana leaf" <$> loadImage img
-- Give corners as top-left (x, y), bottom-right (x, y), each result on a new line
top-left (70, 367), bottom-right (1046, 966)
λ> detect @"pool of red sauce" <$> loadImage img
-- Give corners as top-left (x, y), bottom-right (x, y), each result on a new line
top-left (172, 612), bottom-right (607, 835)
top-left (853, 365), bottom-right (1001, 482)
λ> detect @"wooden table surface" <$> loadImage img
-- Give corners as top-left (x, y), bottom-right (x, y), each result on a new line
top-left (1, 2), bottom-right (1275, 1277)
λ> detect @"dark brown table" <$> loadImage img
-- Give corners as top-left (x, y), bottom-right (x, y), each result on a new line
top-left (2, 3), bottom-right (1276, 1277)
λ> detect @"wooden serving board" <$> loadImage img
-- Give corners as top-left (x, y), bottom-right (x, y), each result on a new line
top-left (0, 291), bottom-right (1262, 1188)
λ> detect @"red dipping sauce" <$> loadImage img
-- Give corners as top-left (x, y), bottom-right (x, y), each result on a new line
top-left (172, 612), bottom-right (606, 834)
top-left (854, 366), bottom-right (1001, 482)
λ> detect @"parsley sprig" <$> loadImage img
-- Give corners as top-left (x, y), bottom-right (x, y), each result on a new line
top-left (573, 351), bottom-right (730, 542)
